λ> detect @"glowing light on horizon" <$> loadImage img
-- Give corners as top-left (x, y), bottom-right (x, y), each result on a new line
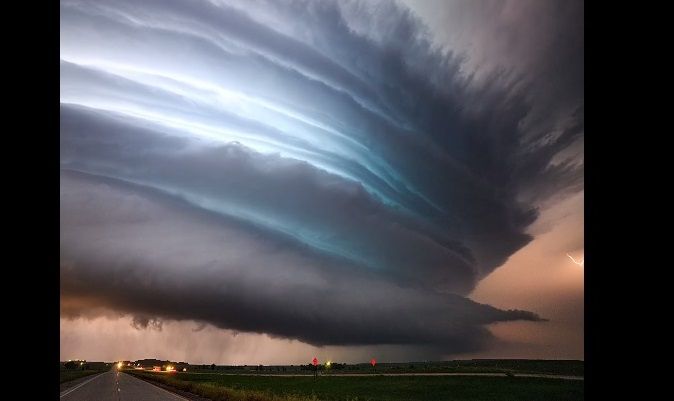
top-left (566, 253), bottom-right (584, 267)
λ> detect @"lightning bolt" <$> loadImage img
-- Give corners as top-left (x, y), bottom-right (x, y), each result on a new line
top-left (566, 253), bottom-right (584, 266)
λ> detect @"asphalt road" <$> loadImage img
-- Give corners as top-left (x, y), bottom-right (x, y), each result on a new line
top-left (60, 370), bottom-right (189, 400)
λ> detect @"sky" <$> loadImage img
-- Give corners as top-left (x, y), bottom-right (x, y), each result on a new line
top-left (60, 0), bottom-right (583, 364)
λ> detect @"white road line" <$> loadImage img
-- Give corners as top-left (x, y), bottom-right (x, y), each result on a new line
top-left (60, 372), bottom-right (106, 398)
top-left (121, 372), bottom-right (191, 401)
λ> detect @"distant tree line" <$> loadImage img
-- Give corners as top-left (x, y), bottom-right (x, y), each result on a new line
top-left (63, 361), bottom-right (89, 370)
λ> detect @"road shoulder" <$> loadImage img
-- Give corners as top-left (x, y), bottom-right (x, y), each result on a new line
top-left (122, 372), bottom-right (211, 401)
top-left (60, 371), bottom-right (107, 394)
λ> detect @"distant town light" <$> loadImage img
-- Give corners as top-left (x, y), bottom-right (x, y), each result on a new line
top-left (182, 368), bottom-right (187, 372)
top-left (326, 361), bottom-right (331, 367)
top-left (117, 362), bottom-right (123, 369)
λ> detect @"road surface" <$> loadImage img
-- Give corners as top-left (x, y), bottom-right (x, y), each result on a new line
top-left (60, 370), bottom-right (189, 400)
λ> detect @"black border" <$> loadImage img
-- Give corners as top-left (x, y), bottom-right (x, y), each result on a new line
top-left (7, 0), bottom-right (60, 399)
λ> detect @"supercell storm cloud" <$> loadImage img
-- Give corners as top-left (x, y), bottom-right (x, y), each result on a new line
top-left (60, 0), bottom-right (583, 354)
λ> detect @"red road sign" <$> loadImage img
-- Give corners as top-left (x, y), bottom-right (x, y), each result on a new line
top-left (371, 358), bottom-right (376, 367)
top-left (312, 357), bottom-right (318, 366)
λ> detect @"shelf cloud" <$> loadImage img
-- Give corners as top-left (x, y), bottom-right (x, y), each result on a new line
top-left (60, 0), bottom-right (582, 354)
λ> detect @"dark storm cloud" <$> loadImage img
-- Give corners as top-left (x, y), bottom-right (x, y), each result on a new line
top-left (131, 316), bottom-right (163, 331)
top-left (401, 0), bottom-right (585, 203)
top-left (60, 0), bottom-right (581, 352)
top-left (61, 170), bottom-right (542, 351)
top-left (60, 104), bottom-right (478, 294)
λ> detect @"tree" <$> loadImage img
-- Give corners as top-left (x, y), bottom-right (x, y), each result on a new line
top-left (64, 361), bottom-right (77, 370)
top-left (211, 364), bottom-right (216, 370)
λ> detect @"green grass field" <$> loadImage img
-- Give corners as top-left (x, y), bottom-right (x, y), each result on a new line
top-left (128, 370), bottom-right (583, 401)
top-left (60, 361), bottom-right (111, 384)
top-left (59, 369), bottom-right (105, 384)
top-left (189, 360), bottom-right (583, 377)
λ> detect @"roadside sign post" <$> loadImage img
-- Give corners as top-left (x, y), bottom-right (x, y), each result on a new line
top-left (312, 357), bottom-right (318, 378)
top-left (371, 358), bottom-right (376, 373)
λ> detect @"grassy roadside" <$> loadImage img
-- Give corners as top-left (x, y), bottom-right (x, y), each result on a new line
top-left (60, 369), bottom-right (106, 384)
top-left (127, 370), bottom-right (316, 401)
top-left (127, 370), bottom-right (583, 401)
